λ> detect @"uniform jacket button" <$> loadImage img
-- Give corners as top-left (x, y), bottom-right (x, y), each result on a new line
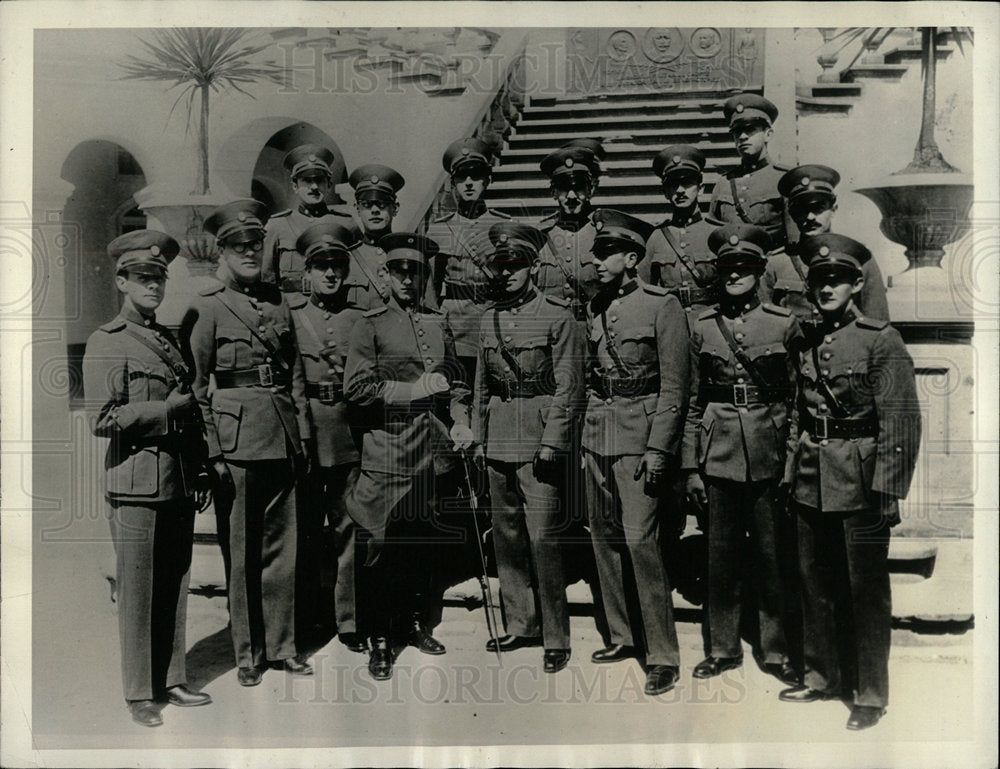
top-left (820, 439), bottom-right (829, 447)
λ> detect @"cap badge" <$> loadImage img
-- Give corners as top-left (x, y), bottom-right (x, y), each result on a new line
top-left (308, 154), bottom-right (318, 163)
top-left (499, 233), bottom-right (508, 243)
top-left (407, 237), bottom-right (415, 244)
top-left (461, 148), bottom-right (469, 156)
top-left (370, 175), bottom-right (379, 184)
top-left (595, 220), bottom-right (604, 231)
top-left (801, 176), bottom-right (810, 187)
top-left (819, 245), bottom-right (830, 256)
top-left (237, 212), bottom-right (248, 223)
top-left (565, 157), bottom-right (574, 168)
top-left (150, 245), bottom-right (160, 256)
top-left (672, 154), bottom-right (681, 164)
top-left (736, 103), bottom-right (745, 112)
top-left (729, 234), bottom-right (740, 246)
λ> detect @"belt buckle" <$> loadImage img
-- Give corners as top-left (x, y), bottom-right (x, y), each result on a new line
top-left (733, 383), bottom-right (749, 406)
top-left (318, 381), bottom-right (336, 403)
top-left (813, 414), bottom-right (829, 439)
top-left (501, 379), bottom-right (513, 402)
top-left (677, 286), bottom-right (692, 307)
top-left (258, 364), bottom-right (274, 387)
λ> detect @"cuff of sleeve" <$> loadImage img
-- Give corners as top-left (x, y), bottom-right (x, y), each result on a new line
top-left (381, 380), bottom-right (413, 405)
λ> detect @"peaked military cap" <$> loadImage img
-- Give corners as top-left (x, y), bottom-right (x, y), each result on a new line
top-left (724, 93), bottom-right (779, 127)
top-left (591, 209), bottom-right (655, 258)
top-left (283, 143), bottom-right (336, 180)
top-left (653, 144), bottom-right (707, 180)
top-left (349, 163), bottom-right (405, 202)
top-left (540, 146), bottom-right (600, 179)
top-left (708, 223), bottom-right (771, 267)
top-left (443, 137), bottom-right (493, 175)
top-left (778, 164), bottom-right (841, 205)
top-left (562, 137), bottom-right (606, 162)
top-left (800, 233), bottom-right (872, 275)
top-left (204, 199), bottom-right (269, 245)
top-left (296, 221), bottom-right (358, 264)
top-left (379, 232), bottom-right (439, 268)
top-left (108, 229), bottom-right (179, 276)
top-left (488, 221), bottom-right (546, 267)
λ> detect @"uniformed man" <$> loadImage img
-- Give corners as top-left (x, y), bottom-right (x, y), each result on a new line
top-left (344, 232), bottom-right (473, 681)
top-left (426, 137), bottom-right (514, 386)
top-left (683, 223), bottom-right (800, 686)
top-left (707, 94), bottom-right (790, 248)
top-left (535, 140), bottom-right (605, 319)
top-left (83, 230), bottom-right (212, 727)
top-left (471, 221), bottom-right (585, 672)
top-left (764, 164), bottom-right (890, 323)
top-left (647, 144), bottom-right (718, 317)
top-left (778, 234), bottom-right (920, 731)
top-left (181, 199), bottom-right (313, 687)
top-left (287, 222), bottom-right (367, 655)
top-left (262, 143), bottom-right (353, 295)
top-left (345, 163), bottom-right (403, 310)
top-left (582, 209), bottom-right (690, 696)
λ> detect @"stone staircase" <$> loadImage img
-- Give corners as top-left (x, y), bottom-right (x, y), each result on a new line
top-left (485, 86), bottom-right (759, 220)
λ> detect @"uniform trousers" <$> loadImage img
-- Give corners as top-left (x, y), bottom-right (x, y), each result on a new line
top-left (108, 499), bottom-right (194, 701)
top-left (225, 458), bottom-right (298, 668)
top-left (704, 477), bottom-right (788, 663)
top-left (488, 459), bottom-right (571, 649)
top-left (796, 504), bottom-right (891, 707)
top-left (584, 451), bottom-right (680, 666)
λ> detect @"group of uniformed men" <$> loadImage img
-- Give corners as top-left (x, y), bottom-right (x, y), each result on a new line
top-left (84, 93), bottom-right (921, 732)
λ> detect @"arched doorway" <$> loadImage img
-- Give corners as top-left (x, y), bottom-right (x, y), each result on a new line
top-left (251, 122), bottom-right (349, 216)
top-left (61, 140), bottom-right (147, 407)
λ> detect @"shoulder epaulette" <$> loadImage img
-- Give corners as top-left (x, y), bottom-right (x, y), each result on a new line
top-left (697, 307), bottom-right (720, 321)
top-left (642, 283), bottom-right (670, 296)
top-left (489, 208), bottom-right (513, 220)
top-left (287, 294), bottom-right (308, 310)
top-left (762, 303), bottom-right (792, 317)
top-left (198, 280), bottom-right (225, 296)
top-left (98, 318), bottom-right (126, 332)
top-left (363, 305), bottom-right (389, 318)
top-left (857, 316), bottom-right (889, 331)
top-left (432, 211), bottom-right (455, 223)
top-left (543, 293), bottom-right (571, 308)
top-left (772, 162), bottom-right (791, 173)
top-left (421, 306), bottom-right (445, 316)
top-left (271, 209), bottom-right (292, 218)
top-left (327, 206), bottom-right (352, 218)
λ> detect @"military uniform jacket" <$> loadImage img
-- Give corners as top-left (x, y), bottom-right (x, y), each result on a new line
top-left (683, 298), bottom-right (802, 482)
top-left (288, 293), bottom-right (364, 467)
top-left (343, 297), bottom-right (471, 477)
top-left (425, 206), bottom-right (512, 354)
top-left (262, 206), bottom-right (353, 293)
top-left (790, 309), bottom-right (920, 512)
top-left (646, 211), bottom-right (717, 316)
top-left (181, 275), bottom-right (310, 461)
top-left (346, 241), bottom-right (391, 311)
top-left (582, 280), bottom-right (690, 458)
top-left (473, 290), bottom-right (585, 462)
top-left (535, 213), bottom-right (601, 317)
top-left (762, 244), bottom-right (891, 323)
top-left (708, 158), bottom-right (789, 246)
top-left (84, 306), bottom-right (207, 502)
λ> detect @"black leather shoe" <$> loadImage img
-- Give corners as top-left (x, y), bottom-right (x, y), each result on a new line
top-left (237, 666), bottom-right (263, 687)
top-left (591, 644), bottom-right (636, 664)
top-left (486, 634), bottom-right (543, 653)
top-left (369, 637), bottom-right (393, 681)
top-left (692, 655), bottom-right (743, 679)
top-left (165, 685), bottom-right (212, 707)
top-left (128, 700), bottom-right (163, 727)
top-left (764, 661), bottom-right (800, 686)
top-left (543, 649), bottom-right (571, 673)
top-left (779, 684), bottom-right (839, 703)
top-left (339, 632), bottom-right (368, 653)
top-left (847, 705), bottom-right (885, 730)
top-left (409, 622), bottom-right (446, 655)
top-left (645, 665), bottom-right (680, 695)
top-left (284, 656), bottom-right (314, 676)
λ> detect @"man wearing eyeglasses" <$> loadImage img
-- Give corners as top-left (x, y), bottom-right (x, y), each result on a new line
top-left (708, 95), bottom-right (792, 250)
top-left (262, 143), bottom-right (352, 296)
top-left (181, 199), bottom-right (314, 689)
top-left (346, 164), bottom-right (404, 311)
top-left (425, 137), bottom-right (513, 388)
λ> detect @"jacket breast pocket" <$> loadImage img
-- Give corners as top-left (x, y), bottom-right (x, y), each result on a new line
top-left (618, 326), bottom-right (656, 367)
top-left (211, 397), bottom-right (243, 453)
top-left (516, 336), bottom-right (550, 377)
top-left (216, 324), bottom-right (253, 369)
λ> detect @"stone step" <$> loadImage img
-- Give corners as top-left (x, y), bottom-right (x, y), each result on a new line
top-left (840, 64), bottom-right (909, 82)
top-left (487, 195), bottom-right (709, 219)
top-left (795, 96), bottom-right (857, 117)
top-left (499, 140), bottom-right (739, 166)
top-left (528, 85), bottom-right (761, 108)
top-left (882, 44), bottom-right (954, 65)
top-left (515, 112), bottom-right (729, 134)
top-left (492, 160), bottom-right (738, 183)
top-left (795, 81), bottom-right (863, 99)
top-left (521, 98), bottom-right (729, 122)
top-left (506, 126), bottom-right (734, 150)
top-left (488, 175), bottom-right (722, 196)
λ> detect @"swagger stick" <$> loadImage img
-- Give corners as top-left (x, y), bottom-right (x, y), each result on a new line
top-left (460, 450), bottom-right (503, 667)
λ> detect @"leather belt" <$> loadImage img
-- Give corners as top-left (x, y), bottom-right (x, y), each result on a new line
top-left (215, 364), bottom-right (291, 389)
top-left (803, 412), bottom-right (879, 439)
top-left (487, 376), bottom-right (553, 401)
top-left (590, 373), bottom-right (660, 399)
top-left (444, 281), bottom-right (490, 303)
top-left (666, 285), bottom-right (715, 307)
top-left (702, 383), bottom-right (790, 405)
top-left (305, 380), bottom-right (343, 404)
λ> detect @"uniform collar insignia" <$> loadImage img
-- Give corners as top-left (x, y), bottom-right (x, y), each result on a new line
top-left (122, 305), bottom-right (156, 326)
